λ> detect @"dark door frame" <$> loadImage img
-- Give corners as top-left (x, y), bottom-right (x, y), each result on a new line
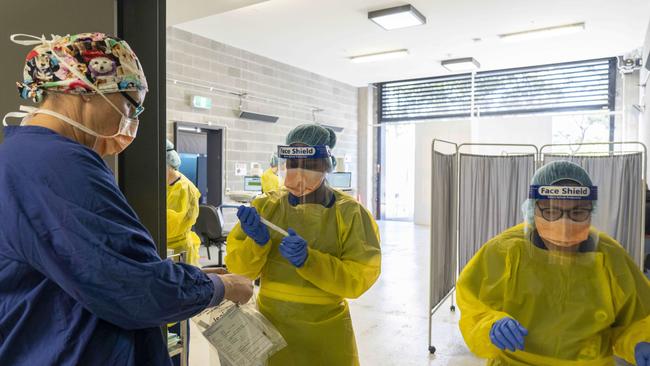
top-left (117, 0), bottom-right (167, 258)
top-left (173, 121), bottom-right (225, 208)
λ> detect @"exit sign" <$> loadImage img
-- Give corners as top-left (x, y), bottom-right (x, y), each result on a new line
top-left (191, 95), bottom-right (212, 110)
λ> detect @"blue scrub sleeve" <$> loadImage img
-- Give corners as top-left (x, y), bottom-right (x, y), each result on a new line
top-left (207, 274), bottom-right (226, 307)
top-left (6, 168), bottom-right (223, 330)
top-left (19, 215), bottom-right (222, 330)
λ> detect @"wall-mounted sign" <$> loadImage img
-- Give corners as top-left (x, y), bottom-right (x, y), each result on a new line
top-left (235, 162), bottom-right (248, 177)
top-left (192, 95), bottom-right (213, 110)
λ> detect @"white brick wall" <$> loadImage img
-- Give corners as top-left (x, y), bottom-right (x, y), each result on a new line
top-left (166, 27), bottom-right (359, 192)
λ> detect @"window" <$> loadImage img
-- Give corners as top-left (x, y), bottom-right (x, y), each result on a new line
top-left (379, 74), bottom-right (472, 122)
top-left (551, 114), bottom-right (612, 154)
top-left (474, 59), bottom-right (614, 116)
top-left (381, 124), bottom-right (415, 220)
top-left (378, 58), bottom-right (616, 122)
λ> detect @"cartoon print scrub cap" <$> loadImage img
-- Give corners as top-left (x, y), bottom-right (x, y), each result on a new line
top-left (12, 33), bottom-right (148, 103)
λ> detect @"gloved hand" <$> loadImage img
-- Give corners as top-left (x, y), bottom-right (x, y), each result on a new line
top-left (636, 342), bottom-right (650, 366)
top-left (219, 274), bottom-right (254, 305)
top-left (490, 317), bottom-right (528, 352)
top-left (279, 229), bottom-right (308, 268)
top-left (237, 205), bottom-right (270, 245)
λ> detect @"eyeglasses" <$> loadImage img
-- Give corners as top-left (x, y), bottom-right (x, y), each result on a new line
top-left (536, 202), bottom-right (593, 222)
top-left (120, 92), bottom-right (145, 119)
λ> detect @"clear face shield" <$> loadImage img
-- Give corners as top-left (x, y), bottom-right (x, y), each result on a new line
top-left (276, 159), bottom-right (287, 178)
top-left (527, 185), bottom-right (598, 252)
top-left (277, 145), bottom-right (333, 198)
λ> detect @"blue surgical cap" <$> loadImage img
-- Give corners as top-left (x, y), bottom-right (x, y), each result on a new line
top-left (270, 153), bottom-right (279, 167)
top-left (286, 124), bottom-right (337, 170)
top-left (166, 139), bottom-right (181, 170)
top-left (286, 124), bottom-right (337, 149)
top-left (531, 160), bottom-right (593, 187)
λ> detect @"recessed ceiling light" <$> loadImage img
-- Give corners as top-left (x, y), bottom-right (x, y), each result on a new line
top-left (350, 49), bottom-right (410, 63)
top-left (368, 4), bottom-right (426, 30)
top-left (499, 22), bottom-right (585, 42)
top-left (441, 57), bottom-right (480, 72)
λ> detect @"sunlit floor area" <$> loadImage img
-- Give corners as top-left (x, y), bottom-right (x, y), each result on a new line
top-left (348, 221), bottom-right (481, 366)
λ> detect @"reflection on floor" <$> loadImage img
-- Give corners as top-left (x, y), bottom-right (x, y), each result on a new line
top-left (349, 220), bottom-right (481, 366)
top-left (192, 220), bottom-right (480, 365)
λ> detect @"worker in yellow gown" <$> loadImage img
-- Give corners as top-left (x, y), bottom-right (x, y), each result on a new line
top-left (166, 139), bottom-right (202, 266)
top-left (226, 124), bottom-right (382, 366)
top-left (457, 160), bottom-right (650, 366)
top-left (261, 153), bottom-right (282, 193)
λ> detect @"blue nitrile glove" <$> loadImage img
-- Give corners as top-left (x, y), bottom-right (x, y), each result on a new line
top-left (236, 205), bottom-right (270, 245)
top-left (490, 317), bottom-right (528, 352)
top-left (636, 342), bottom-right (650, 366)
top-left (279, 229), bottom-right (308, 268)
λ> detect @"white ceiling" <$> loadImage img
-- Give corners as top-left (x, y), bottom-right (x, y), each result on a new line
top-left (175, 0), bottom-right (650, 87)
top-left (167, 0), bottom-right (269, 26)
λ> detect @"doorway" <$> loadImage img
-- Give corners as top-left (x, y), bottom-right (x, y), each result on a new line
top-left (173, 122), bottom-right (225, 208)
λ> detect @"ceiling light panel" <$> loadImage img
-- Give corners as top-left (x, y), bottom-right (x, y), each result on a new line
top-left (499, 22), bottom-right (586, 42)
top-left (350, 49), bottom-right (410, 63)
top-left (368, 4), bottom-right (426, 30)
top-left (441, 57), bottom-right (481, 72)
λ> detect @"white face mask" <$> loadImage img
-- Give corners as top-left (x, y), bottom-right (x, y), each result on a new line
top-left (3, 34), bottom-right (142, 156)
top-left (3, 106), bottom-right (138, 156)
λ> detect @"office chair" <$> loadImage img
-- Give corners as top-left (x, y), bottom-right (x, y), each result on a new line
top-left (195, 205), bottom-right (228, 267)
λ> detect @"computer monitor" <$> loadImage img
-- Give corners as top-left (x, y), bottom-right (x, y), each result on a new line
top-left (328, 172), bottom-right (352, 189)
top-left (244, 176), bottom-right (262, 192)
